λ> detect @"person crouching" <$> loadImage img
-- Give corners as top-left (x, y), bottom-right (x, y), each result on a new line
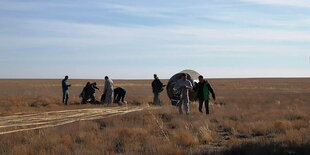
top-left (114, 87), bottom-right (127, 105)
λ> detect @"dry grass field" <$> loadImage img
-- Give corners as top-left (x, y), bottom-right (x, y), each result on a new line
top-left (0, 78), bottom-right (309, 155)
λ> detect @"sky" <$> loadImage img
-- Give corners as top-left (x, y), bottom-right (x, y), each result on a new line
top-left (0, 0), bottom-right (309, 79)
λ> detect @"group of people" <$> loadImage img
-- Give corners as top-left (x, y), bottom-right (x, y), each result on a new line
top-left (151, 73), bottom-right (216, 115)
top-left (62, 73), bottom-right (216, 115)
top-left (61, 76), bottom-right (126, 105)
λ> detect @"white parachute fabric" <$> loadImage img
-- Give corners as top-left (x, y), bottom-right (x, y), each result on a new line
top-left (180, 70), bottom-right (200, 82)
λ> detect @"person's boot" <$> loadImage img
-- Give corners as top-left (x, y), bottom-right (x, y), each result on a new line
top-left (199, 109), bottom-right (203, 113)
top-left (206, 109), bottom-right (210, 115)
top-left (179, 108), bottom-right (183, 114)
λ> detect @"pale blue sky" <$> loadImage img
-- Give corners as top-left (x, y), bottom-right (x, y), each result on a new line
top-left (0, 0), bottom-right (309, 79)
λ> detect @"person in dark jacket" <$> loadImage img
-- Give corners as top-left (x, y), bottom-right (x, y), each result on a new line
top-left (80, 82), bottom-right (90, 104)
top-left (81, 82), bottom-right (99, 104)
top-left (62, 76), bottom-right (71, 105)
top-left (152, 74), bottom-right (165, 105)
top-left (114, 87), bottom-right (126, 103)
top-left (195, 75), bottom-right (216, 114)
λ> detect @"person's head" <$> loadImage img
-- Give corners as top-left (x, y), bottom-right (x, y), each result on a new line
top-left (64, 75), bottom-right (68, 80)
top-left (181, 73), bottom-right (187, 81)
top-left (105, 76), bottom-right (109, 80)
top-left (198, 75), bottom-right (204, 82)
top-left (154, 74), bottom-right (158, 79)
top-left (86, 82), bottom-right (90, 85)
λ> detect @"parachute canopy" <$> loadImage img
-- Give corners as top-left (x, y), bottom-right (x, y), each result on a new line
top-left (180, 70), bottom-right (200, 82)
top-left (166, 70), bottom-right (200, 105)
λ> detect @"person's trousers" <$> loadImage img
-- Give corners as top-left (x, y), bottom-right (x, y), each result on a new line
top-left (199, 98), bottom-right (209, 114)
top-left (62, 90), bottom-right (69, 105)
top-left (104, 89), bottom-right (113, 104)
top-left (178, 98), bottom-right (190, 114)
top-left (89, 94), bottom-right (96, 103)
top-left (115, 92), bottom-right (126, 103)
top-left (153, 92), bottom-right (161, 105)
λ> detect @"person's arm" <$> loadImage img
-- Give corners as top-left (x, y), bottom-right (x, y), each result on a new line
top-left (193, 82), bottom-right (198, 91)
top-left (113, 90), bottom-right (117, 101)
top-left (151, 80), bottom-right (155, 89)
top-left (159, 80), bottom-right (164, 87)
top-left (161, 82), bottom-right (166, 87)
top-left (208, 84), bottom-right (216, 100)
top-left (104, 81), bottom-right (107, 91)
top-left (185, 81), bottom-right (193, 89)
top-left (66, 81), bottom-right (71, 87)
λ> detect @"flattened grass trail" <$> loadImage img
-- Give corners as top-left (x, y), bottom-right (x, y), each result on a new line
top-left (0, 105), bottom-right (152, 135)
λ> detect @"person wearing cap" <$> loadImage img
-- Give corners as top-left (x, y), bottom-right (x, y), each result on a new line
top-left (152, 74), bottom-right (165, 105)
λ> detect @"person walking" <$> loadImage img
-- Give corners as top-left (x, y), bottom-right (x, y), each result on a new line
top-left (196, 75), bottom-right (216, 114)
top-left (152, 74), bottom-right (165, 105)
top-left (174, 73), bottom-right (193, 114)
top-left (61, 75), bottom-right (71, 105)
top-left (103, 76), bottom-right (114, 104)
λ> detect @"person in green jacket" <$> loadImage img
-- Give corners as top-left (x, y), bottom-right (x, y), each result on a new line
top-left (195, 75), bottom-right (216, 114)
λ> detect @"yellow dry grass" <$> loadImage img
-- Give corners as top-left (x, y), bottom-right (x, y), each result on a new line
top-left (0, 78), bottom-right (309, 154)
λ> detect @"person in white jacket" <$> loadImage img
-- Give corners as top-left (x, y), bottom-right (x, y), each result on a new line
top-left (103, 76), bottom-right (114, 104)
top-left (174, 73), bottom-right (193, 114)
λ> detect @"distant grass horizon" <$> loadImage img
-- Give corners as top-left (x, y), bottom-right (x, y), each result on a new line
top-left (1, 77), bottom-right (310, 80)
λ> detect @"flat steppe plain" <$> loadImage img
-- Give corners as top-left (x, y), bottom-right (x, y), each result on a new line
top-left (0, 78), bottom-right (309, 154)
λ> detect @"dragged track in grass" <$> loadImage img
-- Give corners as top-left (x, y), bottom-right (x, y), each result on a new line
top-left (0, 79), bottom-right (309, 154)
top-left (0, 105), bottom-right (155, 135)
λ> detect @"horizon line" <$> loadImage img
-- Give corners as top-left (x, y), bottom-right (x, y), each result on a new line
top-left (1, 76), bottom-right (310, 80)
